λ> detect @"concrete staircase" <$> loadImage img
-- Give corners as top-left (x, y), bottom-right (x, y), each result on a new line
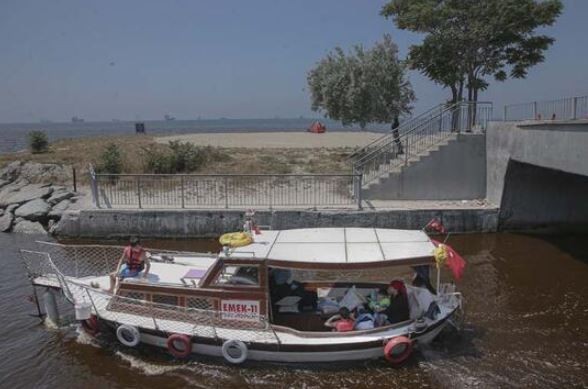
top-left (362, 132), bottom-right (486, 200)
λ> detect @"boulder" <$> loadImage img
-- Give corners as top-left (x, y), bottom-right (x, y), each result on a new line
top-left (12, 220), bottom-right (47, 234)
top-left (0, 183), bottom-right (53, 207)
top-left (19, 162), bottom-right (72, 185)
top-left (0, 179), bottom-right (8, 190)
top-left (0, 161), bottom-right (23, 182)
top-left (0, 211), bottom-right (13, 232)
top-left (48, 199), bottom-right (71, 219)
top-left (15, 199), bottom-right (51, 221)
top-left (47, 190), bottom-right (74, 206)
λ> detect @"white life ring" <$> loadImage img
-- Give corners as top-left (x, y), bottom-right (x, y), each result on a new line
top-left (221, 339), bottom-right (248, 364)
top-left (116, 324), bottom-right (141, 347)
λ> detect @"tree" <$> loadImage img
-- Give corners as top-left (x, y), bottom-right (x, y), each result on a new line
top-left (381, 0), bottom-right (563, 104)
top-left (307, 34), bottom-right (415, 130)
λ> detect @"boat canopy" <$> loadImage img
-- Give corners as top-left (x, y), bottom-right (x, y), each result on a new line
top-left (222, 228), bottom-right (435, 268)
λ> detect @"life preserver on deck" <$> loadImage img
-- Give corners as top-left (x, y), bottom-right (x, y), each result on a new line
top-left (81, 315), bottom-right (100, 336)
top-left (219, 232), bottom-right (253, 248)
top-left (383, 336), bottom-right (413, 366)
top-left (166, 333), bottom-right (192, 359)
top-left (116, 324), bottom-right (141, 347)
top-left (221, 339), bottom-right (248, 364)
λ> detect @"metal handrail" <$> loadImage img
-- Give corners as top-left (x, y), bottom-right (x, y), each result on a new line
top-left (504, 95), bottom-right (588, 121)
top-left (353, 101), bottom-right (492, 186)
top-left (347, 103), bottom-right (446, 163)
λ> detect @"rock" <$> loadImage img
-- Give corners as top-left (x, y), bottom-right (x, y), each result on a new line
top-left (6, 204), bottom-right (19, 213)
top-left (0, 161), bottom-right (23, 182)
top-left (19, 162), bottom-right (72, 185)
top-left (12, 220), bottom-right (47, 234)
top-left (14, 199), bottom-right (51, 221)
top-left (0, 211), bottom-right (13, 232)
top-left (48, 199), bottom-right (71, 219)
top-left (47, 190), bottom-right (74, 206)
top-left (0, 209), bottom-right (3, 217)
top-left (0, 183), bottom-right (53, 207)
top-left (0, 179), bottom-right (8, 190)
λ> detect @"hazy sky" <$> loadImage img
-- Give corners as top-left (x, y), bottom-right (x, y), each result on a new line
top-left (1, 0), bottom-right (586, 123)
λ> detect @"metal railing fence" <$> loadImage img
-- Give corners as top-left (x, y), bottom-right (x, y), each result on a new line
top-left (353, 101), bottom-right (492, 186)
top-left (504, 95), bottom-right (588, 121)
top-left (89, 168), bottom-right (362, 210)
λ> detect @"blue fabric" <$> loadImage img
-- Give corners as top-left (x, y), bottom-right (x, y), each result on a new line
top-left (119, 264), bottom-right (143, 279)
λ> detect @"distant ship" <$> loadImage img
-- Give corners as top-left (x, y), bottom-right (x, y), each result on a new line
top-left (164, 114), bottom-right (176, 121)
top-left (71, 116), bottom-right (85, 123)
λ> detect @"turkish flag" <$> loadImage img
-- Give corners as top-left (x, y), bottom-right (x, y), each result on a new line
top-left (425, 218), bottom-right (446, 234)
top-left (444, 244), bottom-right (466, 281)
top-left (431, 240), bottom-right (466, 281)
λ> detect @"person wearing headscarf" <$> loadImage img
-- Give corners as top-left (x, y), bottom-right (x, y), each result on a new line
top-left (384, 279), bottom-right (410, 324)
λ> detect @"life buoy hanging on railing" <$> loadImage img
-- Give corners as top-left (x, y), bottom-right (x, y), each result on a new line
top-left (383, 336), bottom-right (413, 366)
top-left (221, 339), bottom-right (248, 364)
top-left (81, 315), bottom-right (100, 336)
top-left (166, 333), bottom-right (192, 359)
top-left (116, 324), bottom-right (141, 347)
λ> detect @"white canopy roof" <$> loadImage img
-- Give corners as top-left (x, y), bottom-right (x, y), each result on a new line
top-left (223, 228), bottom-right (435, 265)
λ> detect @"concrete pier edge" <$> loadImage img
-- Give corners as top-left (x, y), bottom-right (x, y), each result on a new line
top-left (55, 207), bottom-right (499, 239)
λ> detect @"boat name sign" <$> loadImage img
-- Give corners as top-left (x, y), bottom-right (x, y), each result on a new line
top-left (220, 299), bottom-right (260, 322)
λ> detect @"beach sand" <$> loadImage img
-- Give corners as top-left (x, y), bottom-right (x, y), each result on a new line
top-left (155, 131), bottom-right (384, 149)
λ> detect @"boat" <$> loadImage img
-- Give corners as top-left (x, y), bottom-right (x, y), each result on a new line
top-left (71, 116), bottom-right (85, 123)
top-left (20, 226), bottom-right (464, 366)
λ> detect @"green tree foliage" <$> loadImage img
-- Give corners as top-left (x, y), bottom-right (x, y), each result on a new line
top-left (27, 130), bottom-right (49, 153)
top-left (307, 34), bottom-right (415, 129)
top-left (381, 0), bottom-right (563, 103)
top-left (98, 143), bottom-right (123, 174)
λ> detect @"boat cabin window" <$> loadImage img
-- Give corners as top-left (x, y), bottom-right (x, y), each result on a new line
top-left (213, 264), bottom-right (259, 286)
top-left (152, 294), bottom-right (179, 306)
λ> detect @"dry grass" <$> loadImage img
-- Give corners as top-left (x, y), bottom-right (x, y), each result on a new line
top-left (0, 134), bottom-right (354, 183)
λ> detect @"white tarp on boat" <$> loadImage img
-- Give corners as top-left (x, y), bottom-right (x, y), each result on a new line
top-left (225, 228), bottom-right (435, 264)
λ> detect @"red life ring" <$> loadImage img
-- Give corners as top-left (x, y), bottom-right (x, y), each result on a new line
top-left (384, 336), bottom-right (413, 366)
top-left (166, 334), bottom-right (192, 359)
top-left (81, 315), bottom-right (99, 336)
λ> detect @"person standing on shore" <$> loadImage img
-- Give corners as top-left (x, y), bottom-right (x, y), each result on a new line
top-left (107, 237), bottom-right (150, 293)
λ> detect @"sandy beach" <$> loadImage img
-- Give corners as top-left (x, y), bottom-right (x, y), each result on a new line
top-left (155, 131), bottom-right (384, 148)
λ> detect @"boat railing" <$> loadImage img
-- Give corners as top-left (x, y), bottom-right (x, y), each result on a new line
top-left (31, 241), bottom-right (216, 280)
top-left (20, 249), bottom-right (278, 342)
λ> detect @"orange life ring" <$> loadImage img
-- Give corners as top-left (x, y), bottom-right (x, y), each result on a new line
top-left (166, 333), bottom-right (192, 359)
top-left (384, 336), bottom-right (413, 366)
top-left (81, 315), bottom-right (99, 336)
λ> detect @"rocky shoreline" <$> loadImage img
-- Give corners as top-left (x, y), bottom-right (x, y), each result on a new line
top-left (0, 161), bottom-right (80, 234)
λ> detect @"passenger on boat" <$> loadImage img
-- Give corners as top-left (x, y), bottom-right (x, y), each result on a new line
top-left (324, 307), bottom-right (355, 332)
top-left (354, 307), bottom-right (375, 330)
top-left (368, 288), bottom-right (391, 327)
top-left (108, 237), bottom-right (151, 293)
top-left (384, 280), bottom-right (410, 324)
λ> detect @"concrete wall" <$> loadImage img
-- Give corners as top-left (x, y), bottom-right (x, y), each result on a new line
top-left (363, 133), bottom-right (486, 200)
top-left (486, 120), bottom-right (588, 205)
top-left (55, 207), bottom-right (499, 239)
top-left (499, 160), bottom-right (588, 231)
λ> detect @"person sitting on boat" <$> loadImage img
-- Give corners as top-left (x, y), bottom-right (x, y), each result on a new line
top-left (108, 236), bottom-right (151, 293)
top-left (324, 307), bottom-right (355, 332)
top-left (368, 288), bottom-right (391, 327)
top-left (384, 280), bottom-right (410, 324)
top-left (354, 307), bottom-right (375, 330)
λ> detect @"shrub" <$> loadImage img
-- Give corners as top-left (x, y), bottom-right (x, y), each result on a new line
top-left (142, 146), bottom-right (175, 174)
top-left (98, 143), bottom-right (123, 174)
top-left (28, 131), bottom-right (49, 153)
top-left (168, 140), bottom-right (206, 172)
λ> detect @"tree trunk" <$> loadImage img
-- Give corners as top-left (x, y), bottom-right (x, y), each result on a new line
top-left (391, 116), bottom-right (403, 155)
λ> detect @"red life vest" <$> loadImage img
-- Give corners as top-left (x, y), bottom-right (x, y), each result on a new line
top-left (335, 318), bottom-right (355, 332)
top-left (124, 246), bottom-right (144, 271)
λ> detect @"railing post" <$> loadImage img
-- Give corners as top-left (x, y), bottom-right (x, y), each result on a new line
top-left (532, 101), bottom-right (538, 120)
top-left (356, 173), bottom-right (363, 210)
top-left (180, 175), bottom-right (185, 209)
top-left (224, 176), bottom-right (229, 209)
top-left (572, 96), bottom-right (578, 120)
top-left (136, 176), bottom-right (142, 209)
top-left (89, 164), bottom-right (100, 208)
top-left (404, 138), bottom-right (409, 166)
top-left (503, 105), bottom-right (507, 121)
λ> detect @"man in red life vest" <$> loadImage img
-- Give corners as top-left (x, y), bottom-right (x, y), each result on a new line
top-left (108, 236), bottom-right (151, 293)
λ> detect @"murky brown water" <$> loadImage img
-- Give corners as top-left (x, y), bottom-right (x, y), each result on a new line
top-left (1, 233), bottom-right (587, 388)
